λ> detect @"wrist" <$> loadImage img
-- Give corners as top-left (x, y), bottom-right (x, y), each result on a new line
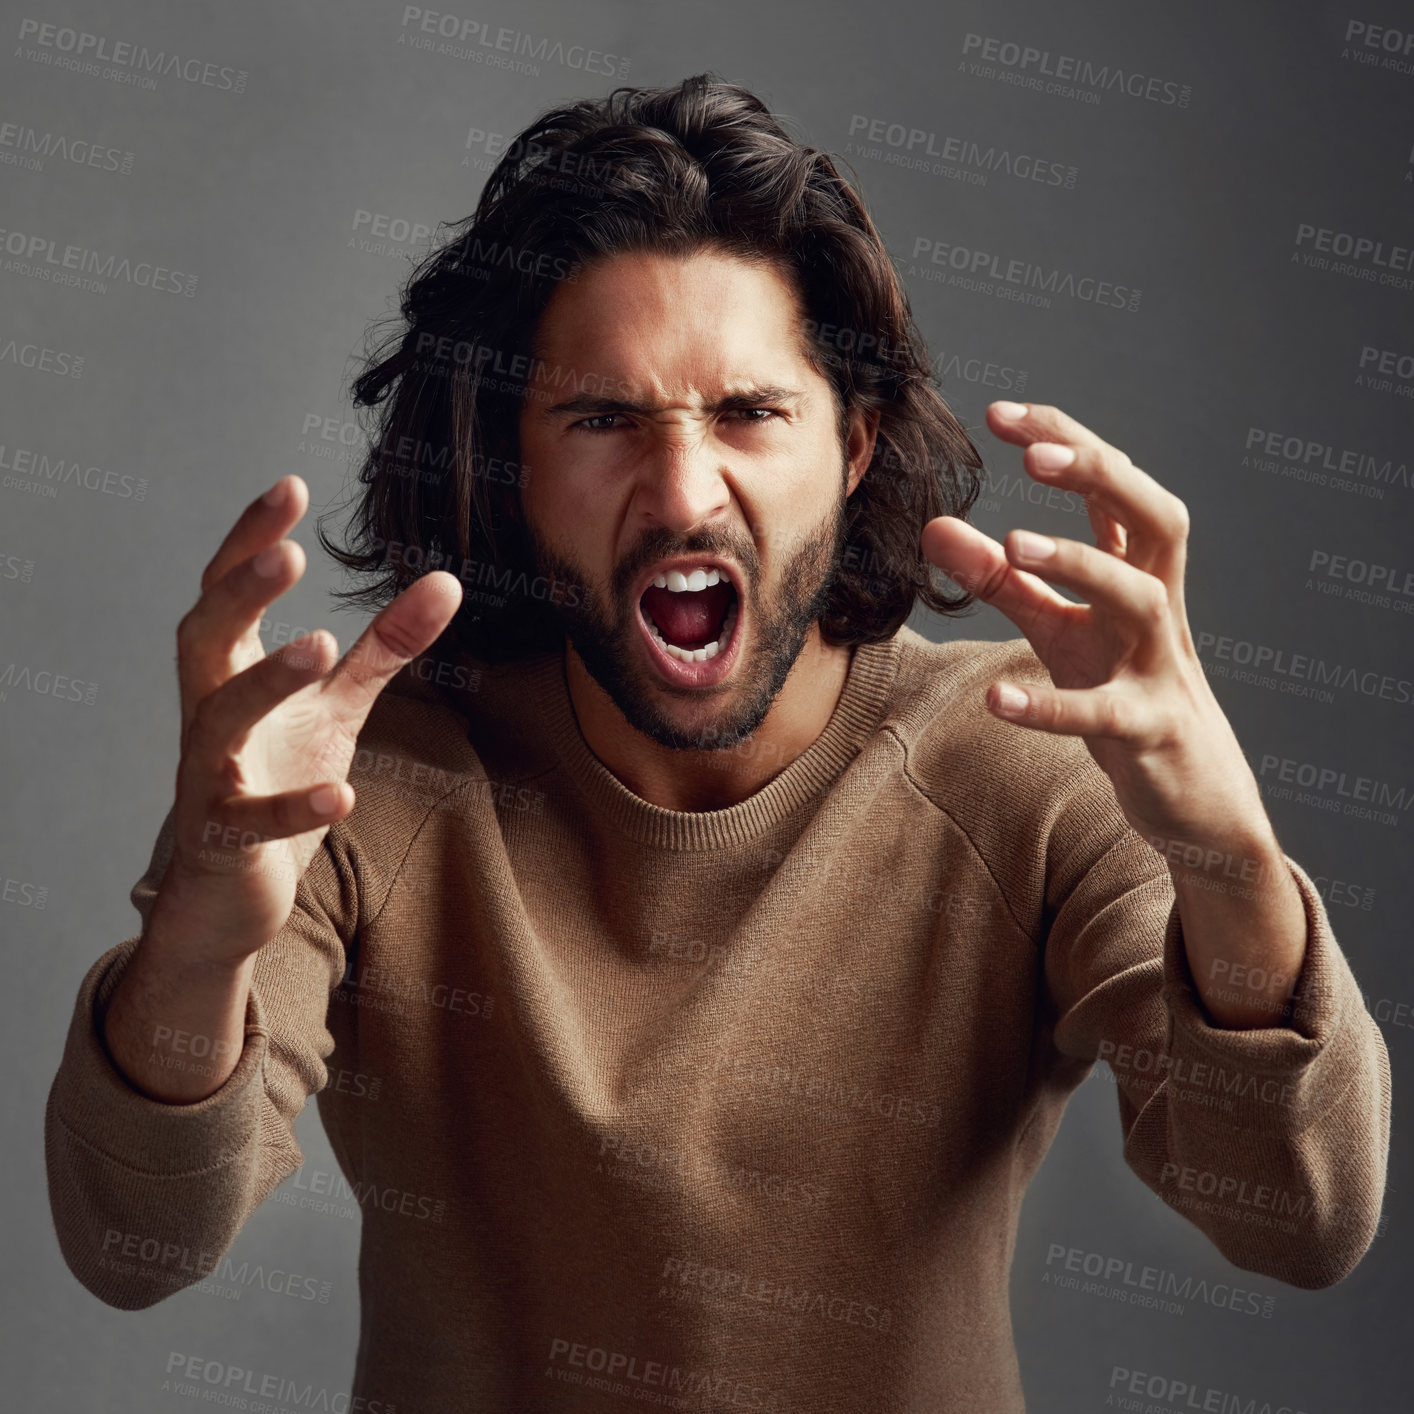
top-left (1146, 819), bottom-right (1285, 903)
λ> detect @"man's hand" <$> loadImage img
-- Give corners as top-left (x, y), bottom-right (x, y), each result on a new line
top-left (919, 401), bottom-right (1307, 1030)
top-left (166, 471), bottom-right (464, 964)
top-left (103, 472), bottom-right (463, 1103)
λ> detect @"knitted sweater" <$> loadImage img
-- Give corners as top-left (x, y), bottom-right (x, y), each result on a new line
top-left (44, 626), bottom-right (1391, 1413)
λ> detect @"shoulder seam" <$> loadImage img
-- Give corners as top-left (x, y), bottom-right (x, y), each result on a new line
top-left (358, 775), bottom-right (481, 933)
top-left (356, 762), bottom-right (562, 931)
top-left (882, 722), bottom-right (1038, 951)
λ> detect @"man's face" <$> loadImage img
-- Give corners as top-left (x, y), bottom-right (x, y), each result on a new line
top-left (516, 247), bottom-right (871, 752)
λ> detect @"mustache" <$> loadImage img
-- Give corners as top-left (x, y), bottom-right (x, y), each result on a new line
top-left (613, 538), bottom-right (758, 602)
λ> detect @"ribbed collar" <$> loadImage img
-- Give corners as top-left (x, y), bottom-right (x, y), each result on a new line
top-left (522, 633), bottom-right (901, 850)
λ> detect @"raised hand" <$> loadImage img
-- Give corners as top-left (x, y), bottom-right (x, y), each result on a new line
top-left (919, 401), bottom-right (1267, 852)
top-left (160, 472), bottom-right (463, 966)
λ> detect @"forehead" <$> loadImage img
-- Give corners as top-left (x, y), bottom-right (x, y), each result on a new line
top-left (525, 247), bottom-right (816, 395)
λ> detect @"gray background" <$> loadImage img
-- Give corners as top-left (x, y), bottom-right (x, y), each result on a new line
top-left (4, 0), bottom-right (1411, 1409)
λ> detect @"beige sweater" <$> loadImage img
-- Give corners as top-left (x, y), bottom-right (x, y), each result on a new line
top-left (45, 626), bottom-right (1391, 1413)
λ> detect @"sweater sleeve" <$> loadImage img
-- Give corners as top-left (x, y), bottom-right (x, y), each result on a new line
top-left (1040, 762), bottom-right (1392, 1290)
top-left (43, 804), bottom-right (357, 1310)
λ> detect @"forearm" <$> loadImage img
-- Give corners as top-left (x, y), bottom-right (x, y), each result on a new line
top-left (1155, 823), bottom-right (1308, 1030)
top-left (102, 898), bottom-right (258, 1103)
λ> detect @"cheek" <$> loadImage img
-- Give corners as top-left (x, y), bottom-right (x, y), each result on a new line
top-left (519, 442), bottom-right (575, 529)
top-left (536, 479), bottom-right (611, 544)
top-left (760, 450), bottom-right (837, 520)
top-left (521, 466), bottom-right (614, 578)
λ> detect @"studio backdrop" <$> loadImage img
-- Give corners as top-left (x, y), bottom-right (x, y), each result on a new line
top-left (4, 1), bottom-right (1410, 1410)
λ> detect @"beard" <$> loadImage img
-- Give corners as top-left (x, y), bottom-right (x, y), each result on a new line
top-left (521, 461), bottom-right (850, 753)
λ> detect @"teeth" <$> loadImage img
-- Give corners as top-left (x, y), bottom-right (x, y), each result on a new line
top-left (652, 566), bottom-right (723, 592)
top-left (646, 599), bottom-right (738, 664)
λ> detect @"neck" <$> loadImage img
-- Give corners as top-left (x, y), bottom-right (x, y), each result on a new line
top-left (562, 628), bottom-right (855, 812)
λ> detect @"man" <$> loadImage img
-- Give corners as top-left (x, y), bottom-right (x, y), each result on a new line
top-left (46, 73), bottom-right (1389, 1413)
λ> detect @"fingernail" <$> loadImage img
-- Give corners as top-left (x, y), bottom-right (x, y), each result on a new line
top-left (262, 476), bottom-right (288, 506)
top-left (992, 401), bottom-right (1028, 420)
top-left (309, 784), bottom-right (341, 816)
top-left (1012, 530), bottom-right (1056, 560)
top-left (1030, 443), bottom-right (1075, 471)
top-left (254, 543), bottom-right (285, 577)
top-left (993, 683), bottom-right (1029, 713)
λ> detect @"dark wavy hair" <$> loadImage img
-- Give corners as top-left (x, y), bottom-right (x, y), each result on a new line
top-left (317, 71), bottom-right (985, 665)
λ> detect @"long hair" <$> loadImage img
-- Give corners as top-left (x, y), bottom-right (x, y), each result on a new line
top-left (317, 71), bottom-right (986, 665)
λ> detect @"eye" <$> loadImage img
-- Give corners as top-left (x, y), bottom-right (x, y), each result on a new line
top-left (569, 408), bottom-right (784, 434)
top-left (572, 414), bottom-right (627, 434)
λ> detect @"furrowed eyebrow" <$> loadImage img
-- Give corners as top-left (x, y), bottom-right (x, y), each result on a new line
top-left (540, 385), bottom-right (805, 417)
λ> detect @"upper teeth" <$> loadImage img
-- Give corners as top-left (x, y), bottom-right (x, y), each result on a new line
top-left (652, 567), bottom-right (722, 592)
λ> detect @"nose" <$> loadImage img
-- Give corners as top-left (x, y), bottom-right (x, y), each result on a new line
top-left (630, 425), bottom-right (733, 535)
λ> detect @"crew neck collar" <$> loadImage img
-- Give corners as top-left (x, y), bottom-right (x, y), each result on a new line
top-left (523, 633), bottom-right (901, 850)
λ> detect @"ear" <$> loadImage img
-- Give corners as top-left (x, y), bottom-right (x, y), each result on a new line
top-left (845, 404), bottom-right (881, 497)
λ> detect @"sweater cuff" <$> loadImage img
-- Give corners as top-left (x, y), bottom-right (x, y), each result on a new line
top-left (48, 936), bottom-right (271, 1174)
top-left (1158, 854), bottom-right (1367, 1133)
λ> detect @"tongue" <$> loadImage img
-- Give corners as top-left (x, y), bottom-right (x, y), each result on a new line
top-left (642, 582), bottom-right (733, 650)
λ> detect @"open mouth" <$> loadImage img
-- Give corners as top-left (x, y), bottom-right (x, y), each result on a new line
top-left (640, 568), bottom-right (738, 663)
top-left (634, 564), bottom-right (744, 686)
